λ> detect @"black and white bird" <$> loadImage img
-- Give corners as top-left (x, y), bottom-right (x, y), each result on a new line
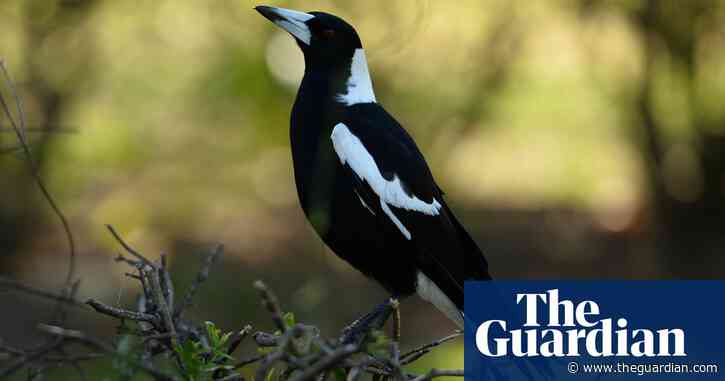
top-left (255, 5), bottom-right (490, 328)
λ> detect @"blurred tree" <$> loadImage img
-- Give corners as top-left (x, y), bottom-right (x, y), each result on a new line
top-left (0, 0), bottom-right (97, 271)
top-left (582, 0), bottom-right (725, 277)
top-left (634, 0), bottom-right (724, 277)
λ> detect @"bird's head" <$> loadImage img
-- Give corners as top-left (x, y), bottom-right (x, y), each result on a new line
top-left (255, 5), bottom-right (363, 67)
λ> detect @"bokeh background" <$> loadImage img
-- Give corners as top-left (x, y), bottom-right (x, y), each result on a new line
top-left (1, 0), bottom-right (724, 379)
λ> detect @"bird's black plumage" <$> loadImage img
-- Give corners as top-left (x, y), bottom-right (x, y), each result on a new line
top-left (256, 5), bottom-right (490, 326)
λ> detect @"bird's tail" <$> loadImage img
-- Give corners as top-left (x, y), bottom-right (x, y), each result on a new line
top-left (446, 206), bottom-right (491, 281)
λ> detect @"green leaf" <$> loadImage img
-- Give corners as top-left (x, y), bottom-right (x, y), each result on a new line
top-left (116, 335), bottom-right (133, 355)
top-left (112, 335), bottom-right (138, 380)
top-left (175, 340), bottom-right (205, 380)
top-left (332, 367), bottom-right (347, 381)
top-left (220, 331), bottom-right (233, 346)
top-left (282, 312), bottom-right (296, 329)
top-left (205, 321), bottom-right (222, 347)
top-left (265, 367), bottom-right (277, 381)
top-left (364, 330), bottom-right (391, 358)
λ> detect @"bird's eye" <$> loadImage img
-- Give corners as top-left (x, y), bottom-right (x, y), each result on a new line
top-left (321, 29), bottom-right (336, 39)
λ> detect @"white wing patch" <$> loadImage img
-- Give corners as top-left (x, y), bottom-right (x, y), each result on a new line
top-left (380, 201), bottom-right (410, 239)
top-left (331, 123), bottom-right (442, 240)
top-left (336, 49), bottom-right (377, 106)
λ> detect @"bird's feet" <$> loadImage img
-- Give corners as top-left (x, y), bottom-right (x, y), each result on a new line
top-left (341, 297), bottom-right (399, 344)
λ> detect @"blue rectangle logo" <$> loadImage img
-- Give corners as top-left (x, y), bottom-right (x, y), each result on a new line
top-left (464, 281), bottom-right (724, 380)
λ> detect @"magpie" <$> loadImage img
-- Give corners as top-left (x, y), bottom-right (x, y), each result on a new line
top-left (255, 5), bottom-right (490, 328)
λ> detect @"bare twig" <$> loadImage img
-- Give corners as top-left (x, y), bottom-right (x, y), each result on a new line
top-left (255, 350), bottom-right (285, 381)
top-left (254, 280), bottom-right (286, 333)
top-left (37, 324), bottom-right (176, 381)
top-left (142, 333), bottom-right (178, 343)
top-left (85, 299), bottom-right (158, 323)
top-left (160, 254), bottom-right (174, 314)
top-left (0, 61), bottom-right (77, 317)
top-left (408, 369), bottom-right (464, 381)
top-left (0, 277), bottom-right (84, 308)
top-left (174, 244), bottom-right (223, 319)
top-left (226, 325), bottom-right (252, 357)
top-left (0, 125), bottom-right (78, 133)
top-left (0, 338), bottom-right (64, 378)
top-left (105, 225), bottom-right (155, 267)
top-left (385, 341), bottom-right (404, 381)
top-left (287, 344), bottom-right (359, 381)
top-left (0, 62), bottom-right (26, 141)
top-left (232, 353), bottom-right (266, 369)
top-left (391, 298), bottom-right (401, 343)
top-left (346, 366), bottom-right (362, 381)
top-left (115, 253), bottom-right (144, 268)
top-left (400, 331), bottom-right (461, 365)
top-left (253, 331), bottom-right (280, 347)
top-left (146, 265), bottom-right (177, 347)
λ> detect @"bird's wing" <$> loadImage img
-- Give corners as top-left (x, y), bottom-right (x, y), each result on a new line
top-left (331, 104), bottom-right (490, 313)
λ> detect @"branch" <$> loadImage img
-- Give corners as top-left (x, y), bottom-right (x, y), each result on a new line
top-left (85, 299), bottom-right (158, 323)
top-left (146, 265), bottom-right (177, 347)
top-left (232, 353), bottom-right (265, 369)
top-left (409, 369), bottom-right (464, 381)
top-left (0, 276), bottom-right (85, 308)
top-left (287, 344), bottom-right (359, 381)
top-left (3, 221), bottom-right (463, 381)
top-left (174, 244), bottom-right (223, 319)
top-left (0, 338), bottom-right (64, 378)
top-left (0, 61), bottom-right (77, 292)
top-left (37, 324), bottom-right (176, 381)
top-left (400, 331), bottom-right (462, 365)
top-left (105, 225), bottom-right (155, 268)
top-left (253, 280), bottom-right (286, 332)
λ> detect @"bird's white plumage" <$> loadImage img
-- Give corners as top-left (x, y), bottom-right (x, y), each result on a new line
top-left (271, 8), bottom-right (314, 45)
top-left (380, 201), bottom-right (411, 239)
top-left (336, 49), bottom-right (377, 105)
top-left (331, 123), bottom-right (442, 239)
top-left (417, 271), bottom-right (463, 328)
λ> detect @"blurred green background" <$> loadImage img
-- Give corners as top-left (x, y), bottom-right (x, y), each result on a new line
top-left (1, 0), bottom-right (725, 379)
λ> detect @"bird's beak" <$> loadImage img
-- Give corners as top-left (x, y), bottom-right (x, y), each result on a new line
top-left (255, 5), bottom-right (314, 46)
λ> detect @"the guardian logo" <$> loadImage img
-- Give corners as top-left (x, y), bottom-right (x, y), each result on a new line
top-left (476, 289), bottom-right (686, 358)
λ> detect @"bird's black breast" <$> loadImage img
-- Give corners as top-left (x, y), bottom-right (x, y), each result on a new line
top-left (290, 77), bottom-right (486, 304)
top-left (292, 135), bottom-right (420, 296)
top-left (289, 101), bottom-right (420, 295)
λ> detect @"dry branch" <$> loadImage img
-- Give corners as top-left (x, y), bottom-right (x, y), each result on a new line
top-left (1, 228), bottom-right (464, 380)
top-left (86, 298), bottom-right (158, 323)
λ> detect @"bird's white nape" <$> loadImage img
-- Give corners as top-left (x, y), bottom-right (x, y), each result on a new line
top-left (416, 271), bottom-right (463, 328)
top-left (330, 123), bottom-right (442, 240)
top-left (336, 49), bottom-right (377, 106)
